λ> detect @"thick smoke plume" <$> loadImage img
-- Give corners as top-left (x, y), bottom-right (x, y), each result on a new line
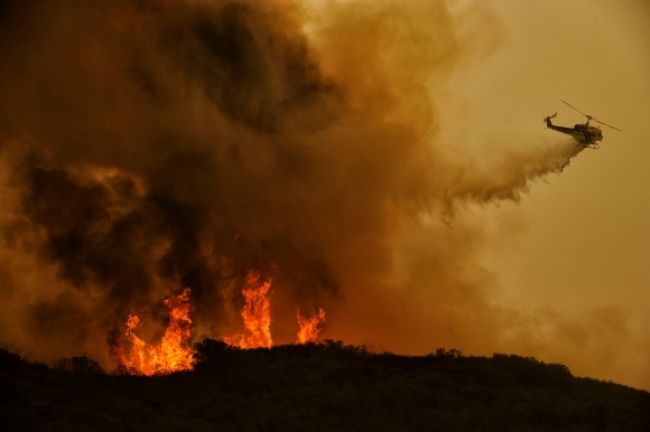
top-left (0, 0), bottom-right (580, 368)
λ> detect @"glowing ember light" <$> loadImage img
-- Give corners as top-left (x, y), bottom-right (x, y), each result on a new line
top-left (115, 288), bottom-right (195, 375)
top-left (296, 307), bottom-right (326, 344)
top-left (224, 272), bottom-right (273, 349)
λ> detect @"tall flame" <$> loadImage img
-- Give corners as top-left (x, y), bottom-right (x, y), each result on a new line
top-left (296, 308), bottom-right (326, 344)
top-left (115, 288), bottom-right (195, 375)
top-left (224, 272), bottom-right (273, 349)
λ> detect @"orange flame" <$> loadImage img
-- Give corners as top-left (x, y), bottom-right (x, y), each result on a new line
top-left (224, 272), bottom-right (273, 349)
top-left (116, 288), bottom-right (195, 375)
top-left (296, 307), bottom-right (326, 344)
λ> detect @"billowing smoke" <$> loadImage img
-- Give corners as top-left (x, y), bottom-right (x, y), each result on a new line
top-left (0, 0), bottom-right (580, 368)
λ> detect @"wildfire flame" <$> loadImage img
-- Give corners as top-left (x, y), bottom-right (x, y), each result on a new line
top-left (224, 272), bottom-right (273, 349)
top-left (296, 308), bottom-right (326, 344)
top-left (115, 288), bottom-right (195, 375)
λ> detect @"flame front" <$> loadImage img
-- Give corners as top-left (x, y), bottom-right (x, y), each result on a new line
top-left (224, 272), bottom-right (273, 349)
top-left (296, 308), bottom-right (326, 344)
top-left (116, 288), bottom-right (195, 375)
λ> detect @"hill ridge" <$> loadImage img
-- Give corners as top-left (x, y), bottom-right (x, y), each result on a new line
top-left (2, 340), bottom-right (649, 431)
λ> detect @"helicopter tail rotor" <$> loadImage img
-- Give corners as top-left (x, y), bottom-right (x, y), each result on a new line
top-left (543, 112), bottom-right (557, 122)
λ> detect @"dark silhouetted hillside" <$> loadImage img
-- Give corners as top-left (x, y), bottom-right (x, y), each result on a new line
top-left (1, 340), bottom-right (648, 431)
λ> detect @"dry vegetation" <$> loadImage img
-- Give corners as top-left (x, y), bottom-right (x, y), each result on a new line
top-left (2, 341), bottom-right (649, 431)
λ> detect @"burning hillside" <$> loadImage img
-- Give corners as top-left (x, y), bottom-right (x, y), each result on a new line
top-left (112, 288), bottom-right (195, 376)
top-left (109, 275), bottom-right (325, 375)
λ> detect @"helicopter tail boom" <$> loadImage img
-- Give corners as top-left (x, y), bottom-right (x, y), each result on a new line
top-left (544, 113), bottom-right (575, 135)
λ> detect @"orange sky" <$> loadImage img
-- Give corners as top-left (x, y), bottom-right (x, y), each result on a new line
top-left (444, 0), bottom-right (649, 389)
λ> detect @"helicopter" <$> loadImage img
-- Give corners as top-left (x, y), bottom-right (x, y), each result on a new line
top-left (544, 100), bottom-right (621, 149)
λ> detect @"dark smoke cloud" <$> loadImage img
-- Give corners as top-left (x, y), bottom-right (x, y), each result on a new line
top-left (0, 0), bottom-right (580, 367)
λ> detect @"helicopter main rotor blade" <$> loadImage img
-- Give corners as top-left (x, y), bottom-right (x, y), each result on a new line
top-left (593, 118), bottom-right (622, 132)
top-left (561, 100), bottom-right (591, 118)
top-left (560, 100), bottom-right (621, 131)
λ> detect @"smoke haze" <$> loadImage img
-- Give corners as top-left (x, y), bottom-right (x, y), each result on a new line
top-left (1, 0), bottom-right (638, 387)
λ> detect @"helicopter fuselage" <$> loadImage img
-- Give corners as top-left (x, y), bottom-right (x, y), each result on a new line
top-left (546, 117), bottom-right (603, 147)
